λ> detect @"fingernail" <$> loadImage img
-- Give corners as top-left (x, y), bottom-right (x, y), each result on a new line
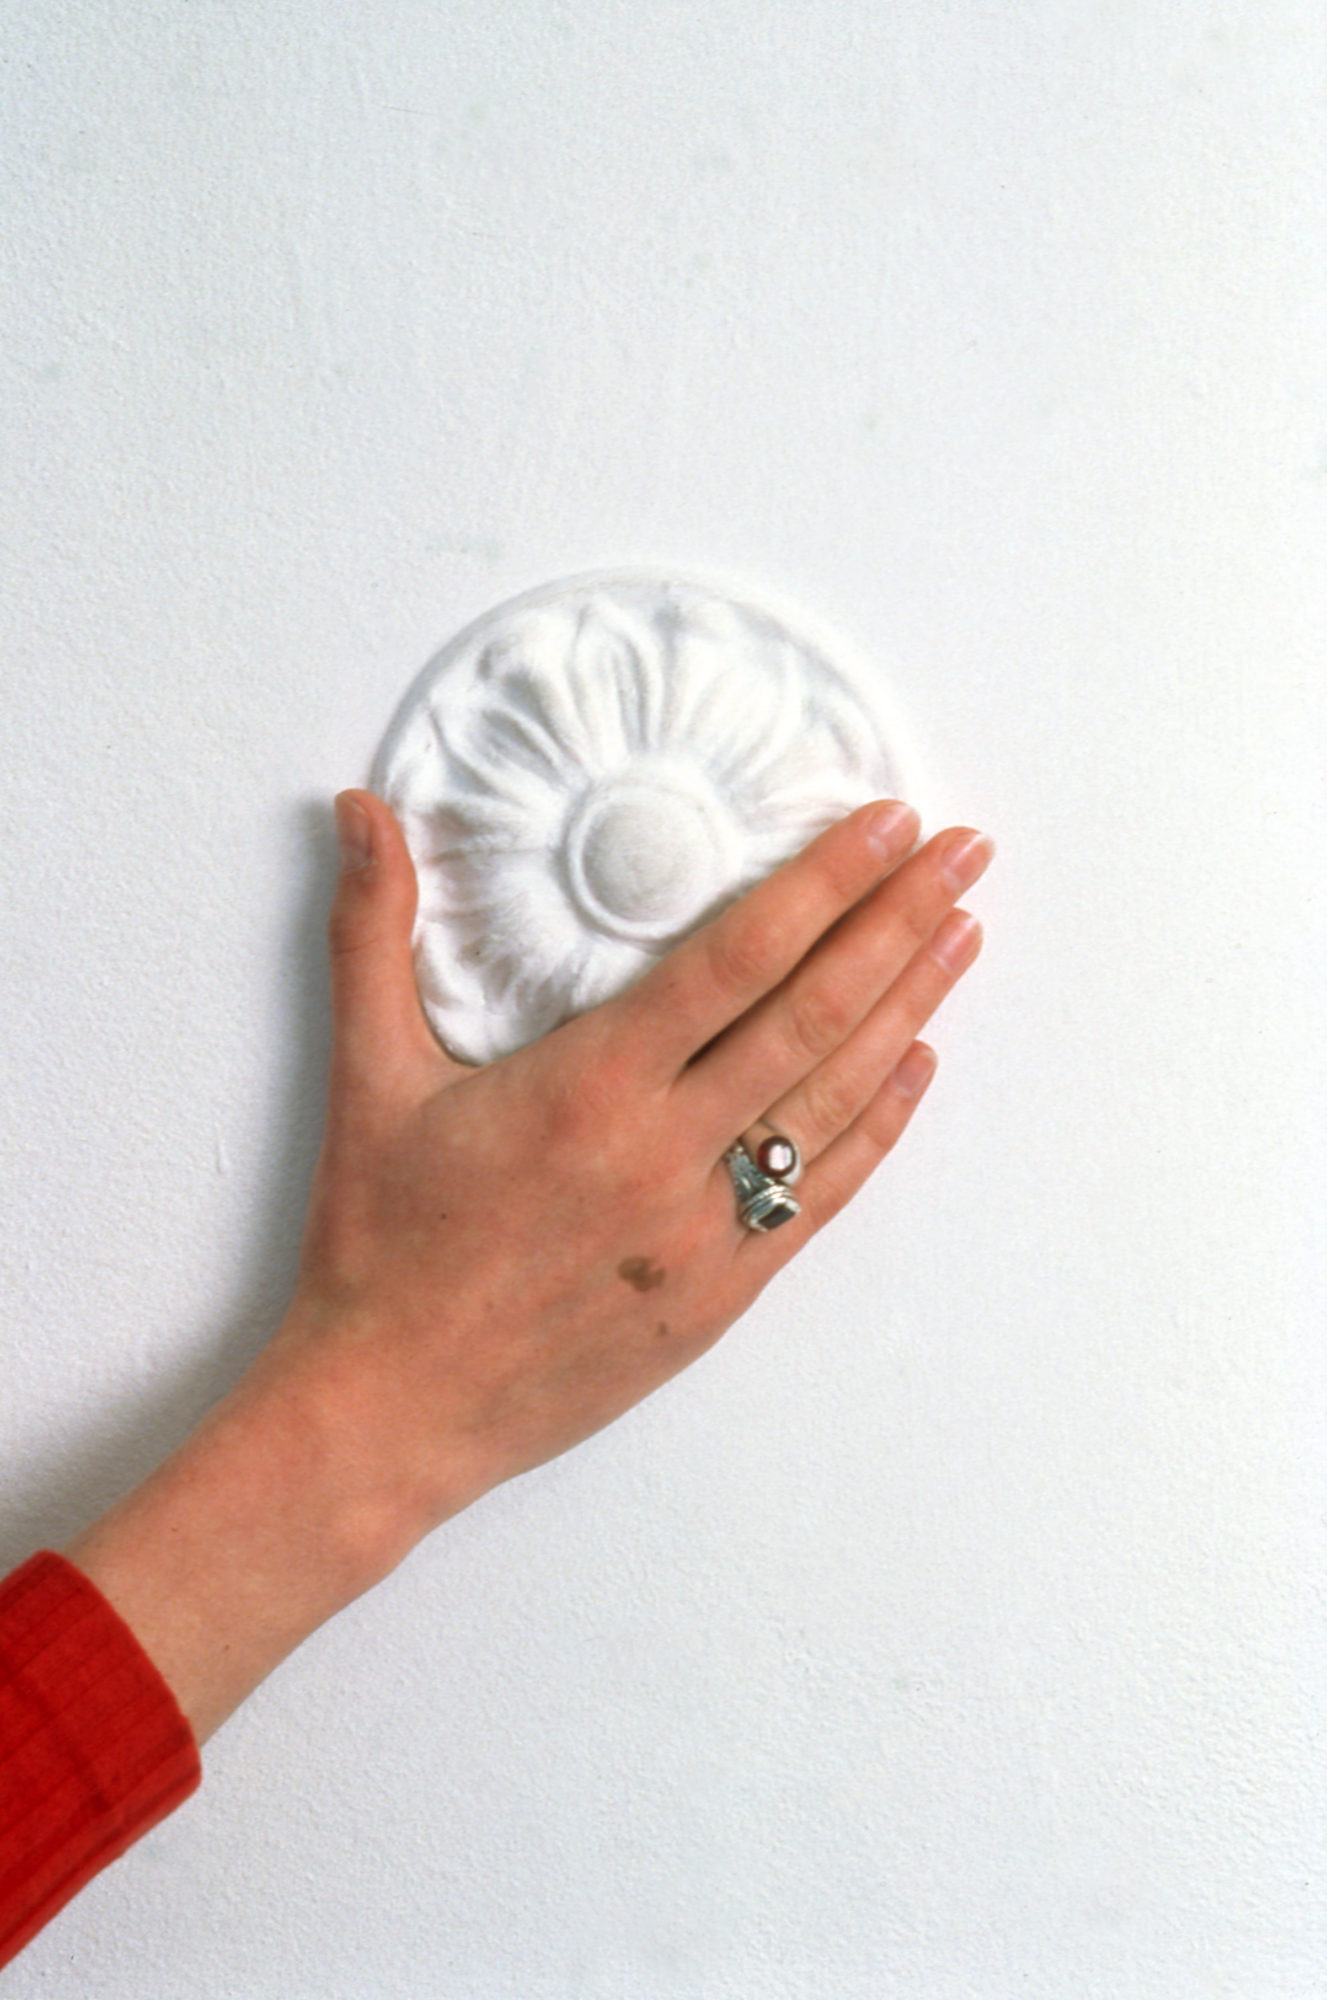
top-left (941, 830), bottom-right (995, 892)
top-left (894, 1042), bottom-right (937, 1098)
top-left (933, 910), bottom-right (982, 970)
top-left (334, 792), bottom-right (373, 871)
top-left (865, 799), bottom-right (919, 856)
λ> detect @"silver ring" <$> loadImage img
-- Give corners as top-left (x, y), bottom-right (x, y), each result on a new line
top-left (723, 1139), bottom-right (802, 1233)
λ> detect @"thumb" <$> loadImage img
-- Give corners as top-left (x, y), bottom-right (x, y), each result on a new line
top-left (327, 790), bottom-right (446, 1099)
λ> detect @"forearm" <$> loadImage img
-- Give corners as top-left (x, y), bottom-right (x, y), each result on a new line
top-left (63, 1319), bottom-right (419, 1745)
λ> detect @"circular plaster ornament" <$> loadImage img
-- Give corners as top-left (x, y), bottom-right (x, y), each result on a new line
top-left (376, 571), bottom-right (918, 1066)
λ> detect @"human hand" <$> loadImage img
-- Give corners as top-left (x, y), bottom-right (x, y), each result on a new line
top-left (68, 788), bottom-right (991, 1741)
top-left (274, 788), bottom-right (993, 1554)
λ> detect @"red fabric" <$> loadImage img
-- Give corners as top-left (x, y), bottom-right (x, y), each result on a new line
top-left (0, 1551), bottom-right (201, 1968)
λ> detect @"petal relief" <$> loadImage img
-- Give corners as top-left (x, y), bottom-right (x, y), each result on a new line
top-left (429, 708), bottom-right (561, 821)
top-left (478, 614), bottom-right (607, 774)
top-left (671, 649), bottom-right (782, 785)
top-left (410, 793), bottom-right (560, 864)
top-left (598, 598), bottom-right (670, 754)
top-left (559, 602), bottom-right (657, 773)
top-left (381, 574), bottom-right (910, 1063)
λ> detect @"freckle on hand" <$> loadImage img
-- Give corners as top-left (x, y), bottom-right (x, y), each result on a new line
top-left (618, 1256), bottom-right (666, 1293)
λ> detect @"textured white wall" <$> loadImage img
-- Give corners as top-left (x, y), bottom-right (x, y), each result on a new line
top-left (2, 3), bottom-right (1323, 1994)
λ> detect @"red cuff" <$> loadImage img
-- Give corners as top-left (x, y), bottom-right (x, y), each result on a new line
top-left (0, 1551), bottom-right (201, 1968)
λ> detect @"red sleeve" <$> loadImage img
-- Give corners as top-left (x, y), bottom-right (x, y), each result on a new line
top-left (0, 1551), bottom-right (201, 1969)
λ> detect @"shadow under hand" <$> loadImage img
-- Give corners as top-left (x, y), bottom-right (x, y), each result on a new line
top-left (0, 797), bottom-right (340, 1573)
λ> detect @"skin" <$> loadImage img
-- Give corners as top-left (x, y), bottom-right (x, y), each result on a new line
top-left (67, 790), bottom-right (992, 1743)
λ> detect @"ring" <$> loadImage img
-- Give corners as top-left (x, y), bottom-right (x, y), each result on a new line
top-left (723, 1129), bottom-right (803, 1233)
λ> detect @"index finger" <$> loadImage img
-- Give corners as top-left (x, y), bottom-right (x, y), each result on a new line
top-left (609, 798), bottom-right (920, 1085)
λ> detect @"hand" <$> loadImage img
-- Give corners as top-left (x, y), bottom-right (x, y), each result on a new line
top-left (68, 790), bottom-right (991, 1741)
top-left (275, 789), bottom-right (992, 1539)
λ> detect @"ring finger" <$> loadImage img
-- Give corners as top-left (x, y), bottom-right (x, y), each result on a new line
top-left (678, 826), bottom-right (994, 1158)
top-left (739, 905), bottom-right (983, 1178)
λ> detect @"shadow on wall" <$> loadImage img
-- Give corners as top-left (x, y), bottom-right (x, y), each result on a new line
top-left (0, 800), bottom-right (341, 1574)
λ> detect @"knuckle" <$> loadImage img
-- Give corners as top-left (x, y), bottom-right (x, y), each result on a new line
top-left (572, 1031), bottom-right (634, 1105)
top-left (327, 896), bottom-right (377, 961)
top-left (801, 1064), bottom-right (862, 1141)
top-left (707, 915), bottom-right (782, 998)
top-left (803, 1173), bottom-right (849, 1233)
top-left (544, 1061), bottom-right (622, 1146)
top-left (803, 1176), bottom-right (843, 1224)
top-left (814, 809), bottom-right (897, 902)
top-left (818, 846), bottom-right (874, 906)
top-left (538, 1052), bottom-right (667, 1188)
top-left (889, 897), bottom-right (934, 958)
top-left (786, 980), bottom-right (854, 1060)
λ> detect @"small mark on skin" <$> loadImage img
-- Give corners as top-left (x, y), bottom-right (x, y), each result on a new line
top-left (618, 1256), bottom-right (666, 1293)
top-left (655, 1321), bottom-right (670, 1339)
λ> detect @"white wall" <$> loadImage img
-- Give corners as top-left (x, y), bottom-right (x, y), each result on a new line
top-left (2, 4), bottom-right (1323, 1994)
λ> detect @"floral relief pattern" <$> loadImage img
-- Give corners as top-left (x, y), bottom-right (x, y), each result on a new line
top-left (379, 575), bottom-right (907, 1064)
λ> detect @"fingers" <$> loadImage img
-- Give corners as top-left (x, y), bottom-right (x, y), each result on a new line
top-left (752, 905), bottom-right (982, 1170)
top-left (327, 791), bottom-right (454, 1103)
top-left (731, 1038), bottom-right (939, 1264)
top-left (679, 824), bottom-right (993, 1151)
top-left (794, 1040), bottom-right (940, 1235)
top-left (611, 799), bottom-right (921, 1084)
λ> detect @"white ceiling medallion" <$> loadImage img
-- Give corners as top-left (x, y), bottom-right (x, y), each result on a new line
top-left (376, 572), bottom-right (917, 1065)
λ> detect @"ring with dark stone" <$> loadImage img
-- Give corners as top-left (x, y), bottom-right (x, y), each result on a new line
top-left (723, 1143), bottom-right (802, 1233)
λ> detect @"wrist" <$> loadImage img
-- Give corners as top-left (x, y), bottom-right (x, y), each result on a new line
top-left (64, 1308), bottom-right (427, 1744)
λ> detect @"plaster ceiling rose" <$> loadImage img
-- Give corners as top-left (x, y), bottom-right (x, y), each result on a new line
top-left (376, 571), bottom-right (917, 1065)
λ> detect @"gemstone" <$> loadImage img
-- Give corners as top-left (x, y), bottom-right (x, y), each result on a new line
top-left (755, 1196), bottom-right (798, 1229)
top-left (744, 1184), bottom-right (800, 1231)
top-left (757, 1135), bottom-right (797, 1180)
